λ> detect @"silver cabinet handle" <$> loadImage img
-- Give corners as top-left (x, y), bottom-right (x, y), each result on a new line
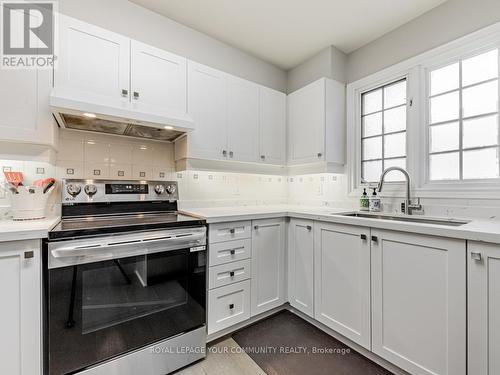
top-left (306, 225), bottom-right (312, 231)
top-left (229, 151), bottom-right (234, 158)
top-left (133, 91), bottom-right (140, 100)
top-left (471, 252), bottom-right (482, 261)
top-left (24, 251), bottom-right (34, 259)
top-left (121, 89), bottom-right (128, 97)
top-left (222, 150), bottom-right (227, 157)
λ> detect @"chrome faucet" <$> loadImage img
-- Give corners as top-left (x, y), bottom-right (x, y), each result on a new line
top-left (377, 167), bottom-right (422, 215)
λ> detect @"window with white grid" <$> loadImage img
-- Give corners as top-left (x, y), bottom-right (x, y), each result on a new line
top-left (361, 79), bottom-right (407, 183)
top-left (428, 49), bottom-right (499, 181)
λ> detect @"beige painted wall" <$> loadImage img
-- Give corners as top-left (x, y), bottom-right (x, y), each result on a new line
top-left (58, 0), bottom-right (287, 92)
top-left (347, 0), bottom-right (500, 82)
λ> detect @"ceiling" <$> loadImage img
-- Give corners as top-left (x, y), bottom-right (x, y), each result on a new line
top-left (130, 0), bottom-right (447, 70)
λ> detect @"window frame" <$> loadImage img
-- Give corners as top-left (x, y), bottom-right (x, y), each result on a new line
top-left (360, 78), bottom-right (409, 184)
top-left (347, 20), bottom-right (500, 198)
top-left (422, 46), bottom-right (500, 188)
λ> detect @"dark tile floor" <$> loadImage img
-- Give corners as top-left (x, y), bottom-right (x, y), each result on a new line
top-left (232, 310), bottom-right (394, 375)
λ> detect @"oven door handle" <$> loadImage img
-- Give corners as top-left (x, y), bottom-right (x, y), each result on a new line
top-left (50, 231), bottom-right (206, 259)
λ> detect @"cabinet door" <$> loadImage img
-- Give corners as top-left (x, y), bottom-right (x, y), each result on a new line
top-left (227, 76), bottom-right (259, 162)
top-left (0, 5), bottom-right (56, 146)
top-left (259, 86), bottom-right (286, 165)
top-left (468, 242), bottom-right (500, 375)
top-left (314, 223), bottom-right (371, 349)
top-left (251, 218), bottom-right (285, 316)
top-left (186, 61), bottom-right (227, 160)
top-left (130, 40), bottom-right (187, 116)
top-left (287, 79), bottom-right (325, 164)
top-left (371, 230), bottom-right (466, 375)
top-left (287, 219), bottom-right (314, 317)
top-left (0, 241), bottom-right (41, 375)
top-left (55, 15), bottom-right (130, 108)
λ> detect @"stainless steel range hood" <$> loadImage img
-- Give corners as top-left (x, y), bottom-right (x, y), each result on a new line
top-left (50, 94), bottom-right (194, 142)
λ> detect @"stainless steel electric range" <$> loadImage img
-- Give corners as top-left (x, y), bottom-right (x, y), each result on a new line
top-left (43, 179), bottom-right (207, 375)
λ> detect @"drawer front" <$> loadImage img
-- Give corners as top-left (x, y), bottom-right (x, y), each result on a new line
top-left (209, 259), bottom-right (251, 289)
top-left (209, 239), bottom-right (251, 266)
top-left (208, 280), bottom-right (251, 335)
top-left (209, 221), bottom-right (251, 243)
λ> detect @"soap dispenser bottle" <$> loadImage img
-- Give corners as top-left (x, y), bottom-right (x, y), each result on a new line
top-left (369, 188), bottom-right (381, 212)
top-left (360, 188), bottom-right (369, 211)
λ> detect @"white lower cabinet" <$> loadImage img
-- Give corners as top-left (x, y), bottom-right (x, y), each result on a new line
top-left (287, 218), bottom-right (314, 317)
top-left (208, 280), bottom-right (251, 335)
top-left (371, 229), bottom-right (466, 375)
top-left (468, 241), bottom-right (500, 375)
top-left (250, 218), bottom-right (286, 316)
top-left (0, 240), bottom-right (41, 375)
top-left (314, 223), bottom-right (371, 349)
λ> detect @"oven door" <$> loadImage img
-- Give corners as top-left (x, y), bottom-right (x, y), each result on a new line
top-left (44, 227), bottom-right (207, 375)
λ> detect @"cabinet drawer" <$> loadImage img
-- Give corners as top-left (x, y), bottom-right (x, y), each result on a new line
top-left (209, 239), bottom-right (251, 266)
top-left (208, 280), bottom-right (251, 335)
top-left (209, 221), bottom-right (251, 243)
top-left (209, 259), bottom-right (251, 289)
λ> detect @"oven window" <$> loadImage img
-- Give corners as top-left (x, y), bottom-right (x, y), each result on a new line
top-left (81, 252), bottom-right (190, 334)
top-left (46, 248), bottom-right (206, 375)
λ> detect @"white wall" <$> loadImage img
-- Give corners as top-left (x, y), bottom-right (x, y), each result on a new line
top-left (347, 0), bottom-right (500, 82)
top-left (287, 46), bottom-right (347, 93)
top-left (58, 0), bottom-right (287, 92)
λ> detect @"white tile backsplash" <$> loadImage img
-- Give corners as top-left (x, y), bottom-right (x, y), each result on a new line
top-left (2, 128), bottom-right (500, 219)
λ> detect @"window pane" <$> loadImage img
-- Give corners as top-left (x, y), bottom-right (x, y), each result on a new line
top-left (384, 132), bottom-right (406, 158)
top-left (430, 122), bottom-right (459, 153)
top-left (463, 148), bottom-right (499, 179)
top-left (384, 80), bottom-right (406, 108)
top-left (383, 158), bottom-right (406, 181)
top-left (384, 106), bottom-right (406, 133)
top-left (430, 152), bottom-right (459, 180)
top-left (430, 63), bottom-right (459, 96)
top-left (362, 89), bottom-right (382, 115)
top-left (362, 136), bottom-right (382, 160)
top-left (463, 115), bottom-right (499, 149)
top-left (430, 91), bottom-right (459, 124)
top-left (362, 112), bottom-right (382, 137)
top-left (462, 49), bottom-right (498, 87)
top-left (462, 80), bottom-right (498, 118)
top-left (362, 160), bottom-right (382, 182)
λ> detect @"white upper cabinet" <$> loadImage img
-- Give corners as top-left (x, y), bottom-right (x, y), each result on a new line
top-left (259, 87), bottom-right (286, 165)
top-left (287, 78), bottom-right (345, 170)
top-left (0, 63), bottom-right (57, 146)
top-left (468, 241), bottom-right (500, 375)
top-left (371, 230), bottom-right (466, 375)
top-left (251, 218), bottom-right (286, 316)
top-left (130, 40), bottom-right (187, 116)
top-left (314, 222), bottom-right (371, 349)
top-left (287, 218), bottom-right (314, 317)
top-left (0, 5), bottom-right (56, 147)
top-left (227, 76), bottom-right (260, 163)
top-left (55, 15), bottom-right (130, 108)
top-left (183, 61), bottom-right (228, 160)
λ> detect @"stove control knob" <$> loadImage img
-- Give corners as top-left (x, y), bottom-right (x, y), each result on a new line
top-left (66, 183), bottom-right (82, 197)
top-left (84, 184), bottom-right (98, 197)
top-left (166, 184), bottom-right (176, 195)
top-left (154, 184), bottom-right (166, 195)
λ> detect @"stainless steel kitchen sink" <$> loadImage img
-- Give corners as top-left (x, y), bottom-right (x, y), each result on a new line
top-left (336, 212), bottom-right (470, 226)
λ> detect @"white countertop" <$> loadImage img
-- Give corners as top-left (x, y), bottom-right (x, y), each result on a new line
top-left (181, 205), bottom-right (500, 245)
top-left (0, 216), bottom-right (60, 242)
